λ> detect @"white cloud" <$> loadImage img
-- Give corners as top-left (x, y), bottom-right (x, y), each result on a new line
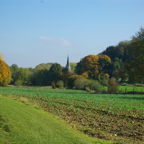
top-left (39, 36), bottom-right (70, 46)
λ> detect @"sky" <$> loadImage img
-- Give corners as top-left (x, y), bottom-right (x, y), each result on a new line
top-left (0, 0), bottom-right (144, 68)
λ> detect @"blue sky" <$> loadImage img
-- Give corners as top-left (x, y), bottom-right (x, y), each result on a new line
top-left (0, 0), bottom-right (144, 68)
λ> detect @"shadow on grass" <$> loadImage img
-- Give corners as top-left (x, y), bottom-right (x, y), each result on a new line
top-left (101, 93), bottom-right (144, 100)
top-left (117, 96), bottom-right (144, 100)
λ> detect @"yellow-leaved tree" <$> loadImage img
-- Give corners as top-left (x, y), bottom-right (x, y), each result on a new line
top-left (77, 54), bottom-right (112, 81)
top-left (0, 59), bottom-right (11, 86)
top-left (98, 54), bottom-right (111, 68)
top-left (80, 55), bottom-right (99, 79)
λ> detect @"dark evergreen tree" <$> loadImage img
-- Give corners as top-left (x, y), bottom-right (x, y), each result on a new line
top-left (48, 63), bottom-right (63, 83)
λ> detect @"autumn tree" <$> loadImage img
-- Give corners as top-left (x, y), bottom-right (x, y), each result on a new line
top-left (75, 55), bottom-right (112, 80)
top-left (0, 59), bottom-right (11, 86)
top-left (80, 55), bottom-right (99, 79)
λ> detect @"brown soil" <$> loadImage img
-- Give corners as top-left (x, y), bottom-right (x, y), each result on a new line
top-left (31, 97), bottom-right (144, 144)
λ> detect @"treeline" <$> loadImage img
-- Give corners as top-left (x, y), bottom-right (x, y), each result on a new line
top-left (9, 41), bottom-right (132, 86)
top-left (9, 27), bottom-right (144, 85)
top-left (0, 27), bottom-right (144, 87)
top-left (10, 42), bottom-right (131, 86)
top-left (9, 62), bottom-right (77, 86)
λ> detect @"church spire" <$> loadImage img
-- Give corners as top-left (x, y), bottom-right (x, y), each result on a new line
top-left (66, 55), bottom-right (71, 71)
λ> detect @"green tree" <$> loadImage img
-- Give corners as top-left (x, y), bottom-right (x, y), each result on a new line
top-left (98, 55), bottom-right (112, 75)
top-left (16, 68), bottom-right (32, 85)
top-left (102, 41), bottom-right (131, 62)
top-left (97, 55), bottom-right (111, 81)
top-left (10, 65), bottom-right (33, 85)
top-left (10, 64), bottom-right (19, 84)
top-left (113, 57), bottom-right (123, 71)
top-left (70, 62), bottom-right (77, 72)
top-left (35, 67), bottom-right (48, 85)
top-left (127, 27), bottom-right (144, 83)
top-left (102, 46), bottom-right (117, 62)
top-left (48, 63), bottom-right (63, 83)
top-left (74, 61), bottom-right (81, 75)
top-left (35, 63), bottom-right (53, 71)
top-left (112, 70), bottom-right (119, 80)
top-left (119, 68), bottom-right (128, 82)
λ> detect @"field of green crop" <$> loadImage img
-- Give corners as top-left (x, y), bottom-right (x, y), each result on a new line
top-left (0, 87), bottom-right (144, 143)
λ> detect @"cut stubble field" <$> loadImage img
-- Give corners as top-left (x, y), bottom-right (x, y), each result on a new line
top-left (0, 86), bottom-right (144, 143)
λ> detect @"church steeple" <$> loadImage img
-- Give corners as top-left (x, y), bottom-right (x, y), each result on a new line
top-left (66, 55), bottom-right (71, 71)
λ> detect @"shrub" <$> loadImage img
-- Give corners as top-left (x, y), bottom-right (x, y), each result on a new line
top-left (51, 81), bottom-right (56, 89)
top-left (74, 79), bottom-right (86, 90)
top-left (84, 79), bottom-right (104, 93)
top-left (56, 80), bottom-right (64, 88)
top-left (67, 75), bottom-right (84, 89)
top-left (91, 81), bottom-right (104, 93)
top-left (107, 77), bottom-right (119, 94)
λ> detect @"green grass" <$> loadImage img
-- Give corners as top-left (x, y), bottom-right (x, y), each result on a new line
top-left (103, 84), bottom-right (144, 93)
top-left (119, 85), bottom-right (144, 92)
top-left (0, 96), bottom-right (111, 144)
